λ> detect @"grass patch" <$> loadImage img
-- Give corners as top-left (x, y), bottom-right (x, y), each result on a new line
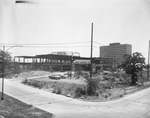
top-left (22, 76), bottom-right (150, 102)
top-left (20, 70), bottom-right (150, 102)
top-left (0, 92), bottom-right (54, 118)
top-left (22, 78), bottom-right (86, 98)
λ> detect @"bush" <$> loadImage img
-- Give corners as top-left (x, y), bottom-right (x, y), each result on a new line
top-left (74, 66), bottom-right (85, 79)
top-left (22, 78), bottom-right (28, 84)
top-left (110, 73), bottom-right (121, 78)
top-left (31, 81), bottom-right (42, 88)
top-left (52, 87), bottom-right (62, 94)
top-left (73, 87), bottom-right (86, 98)
top-left (85, 76), bottom-right (100, 96)
top-left (22, 80), bottom-right (45, 89)
top-left (102, 81), bottom-right (112, 89)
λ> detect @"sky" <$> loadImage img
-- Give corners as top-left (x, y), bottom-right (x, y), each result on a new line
top-left (1, 0), bottom-right (150, 63)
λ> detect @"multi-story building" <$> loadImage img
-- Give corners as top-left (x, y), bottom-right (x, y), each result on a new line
top-left (14, 51), bottom-right (90, 71)
top-left (100, 43), bottom-right (132, 66)
top-left (94, 57), bottom-right (114, 71)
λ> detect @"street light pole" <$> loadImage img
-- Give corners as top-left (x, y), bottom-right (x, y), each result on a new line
top-left (1, 45), bottom-right (23, 100)
top-left (1, 46), bottom-right (5, 100)
top-left (147, 40), bottom-right (150, 80)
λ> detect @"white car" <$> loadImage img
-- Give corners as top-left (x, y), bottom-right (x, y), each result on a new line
top-left (49, 74), bottom-right (61, 80)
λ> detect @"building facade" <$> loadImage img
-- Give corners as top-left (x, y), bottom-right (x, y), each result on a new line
top-left (100, 43), bottom-right (132, 66)
top-left (93, 57), bottom-right (114, 71)
top-left (14, 51), bottom-right (90, 71)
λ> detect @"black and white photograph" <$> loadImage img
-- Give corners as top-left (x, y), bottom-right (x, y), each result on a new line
top-left (0, 0), bottom-right (150, 118)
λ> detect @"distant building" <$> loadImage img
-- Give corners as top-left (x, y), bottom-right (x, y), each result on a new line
top-left (94, 57), bottom-right (114, 71)
top-left (74, 59), bottom-right (91, 71)
top-left (51, 51), bottom-right (80, 57)
top-left (100, 43), bottom-right (132, 66)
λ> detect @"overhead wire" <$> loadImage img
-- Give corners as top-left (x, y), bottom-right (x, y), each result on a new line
top-left (0, 41), bottom-right (103, 50)
top-left (18, 45), bottom-right (92, 48)
top-left (0, 41), bottom-right (91, 46)
top-left (93, 41), bottom-right (106, 46)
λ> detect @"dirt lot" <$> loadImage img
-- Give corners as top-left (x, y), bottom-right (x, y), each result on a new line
top-left (12, 70), bottom-right (85, 84)
top-left (13, 70), bottom-right (150, 102)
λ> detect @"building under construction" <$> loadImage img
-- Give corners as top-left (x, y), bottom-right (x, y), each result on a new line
top-left (14, 51), bottom-right (115, 72)
top-left (14, 51), bottom-right (90, 71)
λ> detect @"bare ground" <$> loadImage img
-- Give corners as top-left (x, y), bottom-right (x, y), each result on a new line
top-left (11, 70), bottom-right (150, 102)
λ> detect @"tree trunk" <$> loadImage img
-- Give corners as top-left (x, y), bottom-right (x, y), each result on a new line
top-left (131, 72), bottom-right (137, 85)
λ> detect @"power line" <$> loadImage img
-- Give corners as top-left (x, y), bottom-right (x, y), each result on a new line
top-left (12, 45), bottom-right (94, 48)
top-left (0, 41), bottom-right (100, 50)
top-left (0, 41), bottom-right (91, 46)
top-left (0, 44), bottom-right (100, 49)
top-left (93, 41), bottom-right (106, 46)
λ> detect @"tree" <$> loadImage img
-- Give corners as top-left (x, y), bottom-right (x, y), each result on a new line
top-left (120, 52), bottom-right (145, 85)
top-left (0, 50), bottom-right (12, 77)
top-left (84, 75), bottom-right (99, 96)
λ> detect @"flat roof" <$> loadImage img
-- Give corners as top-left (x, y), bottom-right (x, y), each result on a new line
top-left (15, 56), bottom-right (36, 58)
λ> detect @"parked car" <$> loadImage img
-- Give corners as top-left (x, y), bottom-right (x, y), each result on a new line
top-left (102, 71), bottom-right (112, 75)
top-left (49, 74), bottom-right (61, 80)
top-left (59, 73), bottom-right (68, 79)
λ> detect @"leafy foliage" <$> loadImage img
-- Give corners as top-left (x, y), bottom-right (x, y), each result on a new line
top-left (119, 52), bottom-right (145, 85)
top-left (85, 75), bottom-right (100, 96)
top-left (0, 50), bottom-right (13, 76)
top-left (0, 50), bottom-right (12, 67)
top-left (74, 87), bottom-right (86, 98)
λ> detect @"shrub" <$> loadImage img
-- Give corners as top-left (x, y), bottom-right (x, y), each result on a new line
top-left (22, 78), bottom-right (28, 84)
top-left (85, 76), bottom-right (100, 96)
top-left (52, 87), bottom-right (62, 94)
top-left (32, 81), bottom-right (40, 88)
top-left (56, 87), bottom-right (62, 94)
top-left (104, 94), bottom-right (108, 98)
top-left (73, 87), bottom-right (86, 98)
top-left (110, 73), bottom-right (121, 78)
top-left (74, 66), bottom-right (85, 79)
top-left (22, 80), bottom-right (45, 89)
top-left (103, 75), bottom-right (111, 81)
top-left (102, 81), bottom-right (112, 89)
top-left (83, 74), bottom-right (89, 80)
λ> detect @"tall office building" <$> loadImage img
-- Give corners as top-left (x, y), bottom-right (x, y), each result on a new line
top-left (100, 43), bottom-right (132, 65)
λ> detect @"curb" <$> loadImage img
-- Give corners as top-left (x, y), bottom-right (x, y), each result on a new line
top-left (52, 114), bottom-right (56, 118)
top-left (0, 115), bottom-right (4, 118)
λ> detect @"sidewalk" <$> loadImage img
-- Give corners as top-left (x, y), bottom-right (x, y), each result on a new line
top-left (1, 79), bottom-right (150, 118)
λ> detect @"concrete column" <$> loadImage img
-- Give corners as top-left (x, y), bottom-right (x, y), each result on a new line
top-left (46, 58), bottom-right (48, 63)
top-left (60, 59), bottom-right (63, 72)
top-left (40, 58), bottom-right (41, 63)
top-left (23, 58), bottom-right (25, 69)
top-left (18, 57), bottom-right (20, 69)
top-left (32, 58), bottom-right (35, 69)
top-left (35, 58), bottom-right (37, 69)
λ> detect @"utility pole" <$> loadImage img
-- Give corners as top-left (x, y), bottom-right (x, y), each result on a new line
top-left (147, 40), bottom-right (150, 80)
top-left (1, 45), bottom-right (5, 100)
top-left (70, 52), bottom-right (73, 79)
top-left (1, 45), bottom-right (22, 100)
top-left (90, 23), bottom-right (93, 79)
